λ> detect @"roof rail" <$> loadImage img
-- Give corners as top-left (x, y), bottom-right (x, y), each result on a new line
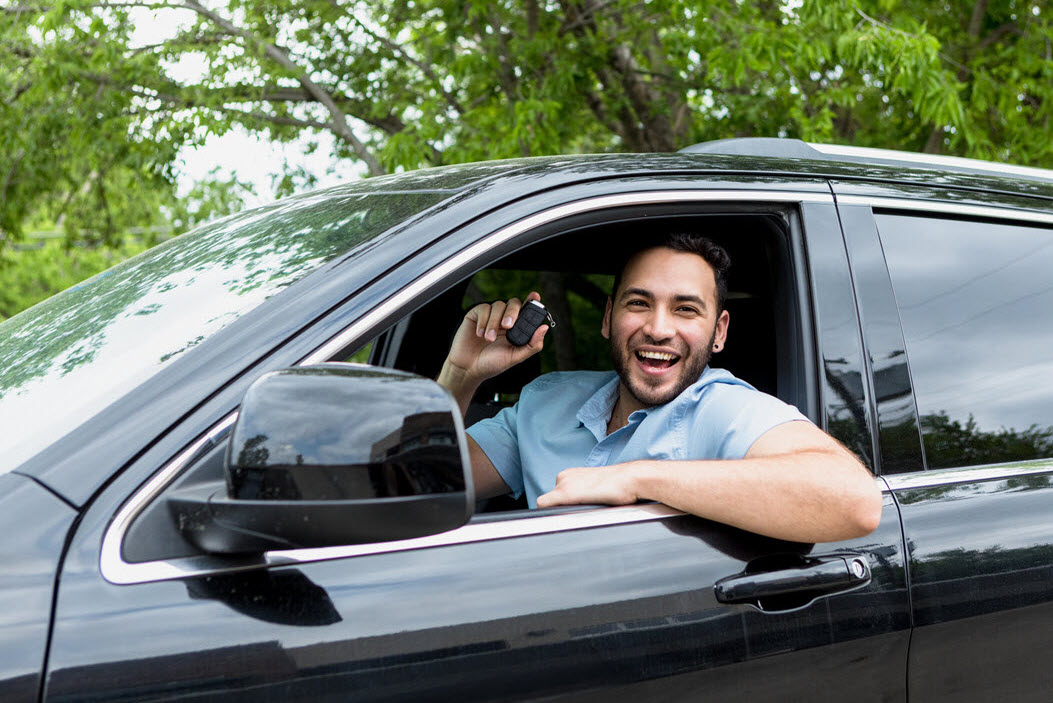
top-left (679, 138), bottom-right (1053, 184)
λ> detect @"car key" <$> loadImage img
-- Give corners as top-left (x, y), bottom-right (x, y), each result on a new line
top-left (506, 300), bottom-right (555, 346)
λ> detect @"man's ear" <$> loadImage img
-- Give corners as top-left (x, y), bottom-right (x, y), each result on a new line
top-left (601, 297), bottom-right (612, 339)
top-left (712, 309), bottom-right (730, 352)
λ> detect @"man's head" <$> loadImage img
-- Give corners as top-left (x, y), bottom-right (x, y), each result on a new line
top-left (603, 234), bottom-right (731, 410)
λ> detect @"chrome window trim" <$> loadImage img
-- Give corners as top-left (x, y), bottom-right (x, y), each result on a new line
top-left (883, 460), bottom-right (1053, 491)
top-left (104, 502), bottom-right (685, 585)
top-left (835, 195), bottom-right (1053, 226)
top-left (302, 189), bottom-right (832, 365)
top-left (101, 188), bottom-right (832, 586)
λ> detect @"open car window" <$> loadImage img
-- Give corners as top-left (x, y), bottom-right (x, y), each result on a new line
top-left (368, 208), bottom-right (808, 515)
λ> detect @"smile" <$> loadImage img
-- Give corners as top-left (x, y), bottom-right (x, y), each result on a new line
top-left (635, 350), bottom-right (681, 370)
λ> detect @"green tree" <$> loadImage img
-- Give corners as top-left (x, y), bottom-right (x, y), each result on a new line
top-left (5, 0), bottom-right (1050, 234)
top-left (3, 0), bottom-right (1051, 325)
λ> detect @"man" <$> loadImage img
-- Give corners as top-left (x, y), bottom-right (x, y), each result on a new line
top-left (437, 234), bottom-right (882, 543)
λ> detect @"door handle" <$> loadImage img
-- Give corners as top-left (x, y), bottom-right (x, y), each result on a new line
top-left (714, 555), bottom-right (871, 606)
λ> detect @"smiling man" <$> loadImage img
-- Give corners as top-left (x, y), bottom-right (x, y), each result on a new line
top-left (437, 234), bottom-right (882, 543)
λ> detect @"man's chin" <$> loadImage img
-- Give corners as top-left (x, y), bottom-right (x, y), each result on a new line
top-left (624, 376), bottom-right (687, 408)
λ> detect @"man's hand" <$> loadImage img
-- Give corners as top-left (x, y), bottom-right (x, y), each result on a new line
top-left (537, 464), bottom-right (640, 508)
top-left (438, 292), bottom-right (548, 415)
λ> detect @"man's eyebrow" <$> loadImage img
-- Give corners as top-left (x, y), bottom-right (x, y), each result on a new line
top-left (619, 288), bottom-right (709, 310)
top-left (618, 286), bottom-right (653, 301)
top-left (673, 294), bottom-right (708, 309)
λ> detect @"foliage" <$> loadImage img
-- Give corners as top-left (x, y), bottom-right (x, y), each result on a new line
top-left (2, 0), bottom-right (1052, 316)
top-left (5, 0), bottom-right (1051, 218)
top-left (0, 237), bottom-right (148, 320)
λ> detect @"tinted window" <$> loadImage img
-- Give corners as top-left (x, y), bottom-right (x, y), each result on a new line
top-left (878, 213), bottom-right (1053, 469)
top-left (0, 188), bottom-right (447, 472)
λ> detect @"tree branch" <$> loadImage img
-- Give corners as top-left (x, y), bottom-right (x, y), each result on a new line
top-left (977, 22), bottom-right (1025, 51)
top-left (339, 5), bottom-right (467, 116)
top-left (180, 0), bottom-right (386, 175)
top-left (967, 0), bottom-right (989, 38)
top-left (1, 150), bottom-right (26, 209)
top-left (120, 82), bottom-right (334, 131)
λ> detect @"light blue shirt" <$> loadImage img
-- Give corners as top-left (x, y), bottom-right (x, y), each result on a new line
top-left (467, 367), bottom-right (809, 507)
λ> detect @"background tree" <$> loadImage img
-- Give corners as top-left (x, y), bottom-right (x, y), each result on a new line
top-left (2, 0), bottom-right (1051, 325)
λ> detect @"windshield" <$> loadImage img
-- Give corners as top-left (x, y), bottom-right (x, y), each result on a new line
top-left (0, 187), bottom-right (449, 472)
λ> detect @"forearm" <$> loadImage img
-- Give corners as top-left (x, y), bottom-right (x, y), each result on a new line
top-left (629, 451), bottom-right (882, 543)
top-left (437, 359), bottom-right (480, 417)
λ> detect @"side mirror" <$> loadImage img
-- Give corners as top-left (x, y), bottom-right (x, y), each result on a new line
top-left (168, 363), bottom-right (473, 554)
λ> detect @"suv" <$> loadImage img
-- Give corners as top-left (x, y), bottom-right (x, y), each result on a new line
top-left (2, 139), bottom-right (1052, 702)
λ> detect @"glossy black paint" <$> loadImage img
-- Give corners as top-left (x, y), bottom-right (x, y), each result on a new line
top-left (798, 201), bottom-right (874, 467)
top-left (893, 471), bottom-right (1053, 702)
top-left (835, 203), bottom-right (924, 474)
top-left (227, 365), bottom-right (466, 500)
top-left (20, 150), bottom-right (1039, 501)
top-left (45, 468), bottom-right (908, 701)
top-left (0, 474), bottom-right (75, 703)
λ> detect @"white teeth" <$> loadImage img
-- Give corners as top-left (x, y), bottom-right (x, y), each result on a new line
top-left (637, 351), bottom-right (678, 361)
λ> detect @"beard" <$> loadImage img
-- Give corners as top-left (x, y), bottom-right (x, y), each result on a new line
top-left (609, 326), bottom-right (716, 408)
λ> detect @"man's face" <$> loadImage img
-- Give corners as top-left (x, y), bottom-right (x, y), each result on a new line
top-left (602, 247), bottom-right (729, 410)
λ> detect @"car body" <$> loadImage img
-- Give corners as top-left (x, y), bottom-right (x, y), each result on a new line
top-left (3, 140), bottom-right (1053, 701)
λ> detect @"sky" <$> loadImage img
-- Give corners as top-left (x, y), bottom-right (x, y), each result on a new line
top-left (175, 129), bottom-right (364, 208)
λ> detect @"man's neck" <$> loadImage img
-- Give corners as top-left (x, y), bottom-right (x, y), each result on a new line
top-left (606, 385), bottom-right (648, 436)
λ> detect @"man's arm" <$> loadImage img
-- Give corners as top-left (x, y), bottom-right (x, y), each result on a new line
top-left (536, 420), bottom-right (882, 543)
top-left (467, 435), bottom-right (514, 500)
top-left (437, 293), bottom-right (546, 500)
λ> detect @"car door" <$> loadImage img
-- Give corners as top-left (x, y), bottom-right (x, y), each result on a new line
top-left (834, 184), bottom-right (1053, 703)
top-left (42, 178), bottom-right (909, 702)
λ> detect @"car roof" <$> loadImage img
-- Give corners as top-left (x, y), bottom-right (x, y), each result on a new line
top-left (349, 147), bottom-right (1053, 205)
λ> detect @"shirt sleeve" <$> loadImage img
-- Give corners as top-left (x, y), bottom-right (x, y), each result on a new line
top-left (693, 384), bottom-right (810, 459)
top-left (466, 404), bottom-right (525, 498)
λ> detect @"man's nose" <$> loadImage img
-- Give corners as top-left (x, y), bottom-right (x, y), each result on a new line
top-left (642, 308), bottom-right (675, 341)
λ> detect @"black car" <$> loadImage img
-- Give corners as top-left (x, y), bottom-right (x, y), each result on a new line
top-left (4, 139), bottom-right (1053, 702)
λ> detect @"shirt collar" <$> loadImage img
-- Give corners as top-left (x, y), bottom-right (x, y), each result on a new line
top-left (575, 366), bottom-right (735, 439)
top-left (576, 372), bottom-right (619, 441)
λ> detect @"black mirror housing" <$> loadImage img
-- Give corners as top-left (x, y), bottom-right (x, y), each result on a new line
top-left (168, 363), bottom-right (474, 554)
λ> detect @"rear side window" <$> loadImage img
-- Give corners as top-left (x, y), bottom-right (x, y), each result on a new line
top-left (878, 213), bottom-right (1053, 469)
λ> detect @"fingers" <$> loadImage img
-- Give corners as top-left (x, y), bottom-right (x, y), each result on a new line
top-left (467, 292), bottom-right (543, 342)
top-left (527, 322), bottom-right (548, 351)
top-left (481, 300), bottom-right (509, 341)
top-left (494, 297), bottom-right (522, 340)
top-left (536, 470), bottom-right (576, 508)
top-left (535, 491), bottom-right (558, 508)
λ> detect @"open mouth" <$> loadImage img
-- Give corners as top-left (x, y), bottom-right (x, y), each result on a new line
top-left (635, 350), bottom-right (680, 371)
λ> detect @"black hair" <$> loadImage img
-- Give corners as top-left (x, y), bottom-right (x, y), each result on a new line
top-left (610, 233), bottom-right (732, 313)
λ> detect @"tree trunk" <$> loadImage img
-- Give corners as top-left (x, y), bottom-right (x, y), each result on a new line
top-left (540, 271), bottom-right (577, 370)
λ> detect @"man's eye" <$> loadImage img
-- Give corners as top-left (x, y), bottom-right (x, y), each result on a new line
top-left (677, 306), bottom-right (699, 315)
top-left (627, 299), bottom-right (647, 307)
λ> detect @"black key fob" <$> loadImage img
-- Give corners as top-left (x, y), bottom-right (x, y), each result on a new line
top-left (506, 300), bottom-right (554, 346)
